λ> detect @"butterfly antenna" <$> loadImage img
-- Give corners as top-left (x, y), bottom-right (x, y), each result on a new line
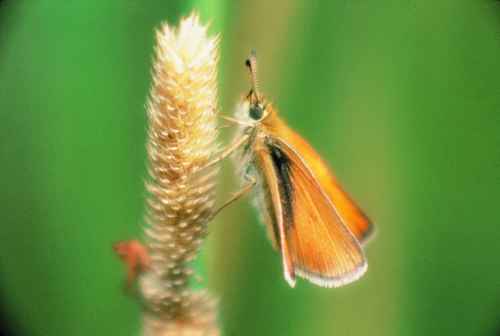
top-left (245, 49), bottom-right (260, 102)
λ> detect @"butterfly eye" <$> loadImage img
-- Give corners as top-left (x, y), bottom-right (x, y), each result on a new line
top-left (249, 105), bottom-right (263, 120)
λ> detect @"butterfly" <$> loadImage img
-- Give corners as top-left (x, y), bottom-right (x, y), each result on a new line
top-left (212, 52), bottom-right (374, 288)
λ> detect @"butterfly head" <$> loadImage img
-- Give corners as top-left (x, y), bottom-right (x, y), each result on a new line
top-left (235, 50), bottom-right (273, 125)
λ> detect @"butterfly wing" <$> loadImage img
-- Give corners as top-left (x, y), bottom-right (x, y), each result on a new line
top-left (255, 138), bottom-right (367, 288)
top-left (256, 145), bottom-right (297, 286)
top-left (264, 114), bottom-right (374, 243)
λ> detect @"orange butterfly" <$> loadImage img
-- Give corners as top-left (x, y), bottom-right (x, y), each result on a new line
top-left (213, 52), bottom-right (373, 288)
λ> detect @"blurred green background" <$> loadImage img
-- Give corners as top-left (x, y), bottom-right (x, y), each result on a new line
top-left (1, 1), bottom-right (500, 335)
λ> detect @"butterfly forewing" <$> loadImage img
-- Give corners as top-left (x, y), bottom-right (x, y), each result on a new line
top-left (263, 114), bottom-right (374, 243)
top-left (256, 145), bottom-right (297, 286)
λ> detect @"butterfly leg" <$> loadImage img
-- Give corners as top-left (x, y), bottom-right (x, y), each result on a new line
top-left (202, 133), bottom-right (250, 171)
top-left (221, 116), bottom-right (254, 127)
top-left (208, 175), bottom-right (256, 221)
top-left (215, 116), bottom-right (247, 132)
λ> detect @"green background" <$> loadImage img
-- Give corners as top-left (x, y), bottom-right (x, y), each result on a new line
top-left (1, 1), bottom-right (500, 335)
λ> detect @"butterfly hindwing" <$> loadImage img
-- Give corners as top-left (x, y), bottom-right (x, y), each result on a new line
top-left (256, 137), bottom-right (367, 287)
